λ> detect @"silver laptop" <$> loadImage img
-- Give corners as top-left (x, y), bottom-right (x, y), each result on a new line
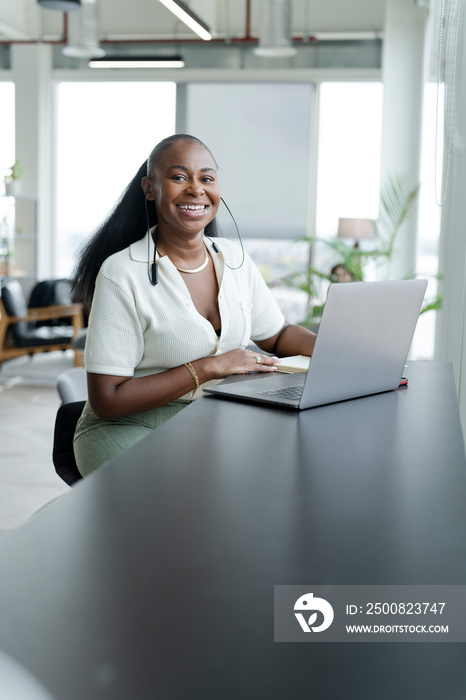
top-left (204, 279), bottom-right (428, 410)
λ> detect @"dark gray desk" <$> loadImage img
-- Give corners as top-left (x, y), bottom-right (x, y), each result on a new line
top-left (0, 362), bottom-right (465, 699)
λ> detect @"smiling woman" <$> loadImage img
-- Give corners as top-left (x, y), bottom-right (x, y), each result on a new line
top-left (142, 139), bottom-right (221, 251)
top-left (71, 134), bottom-right (317, 476)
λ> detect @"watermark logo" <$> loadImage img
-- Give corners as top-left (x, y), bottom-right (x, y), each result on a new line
top-left (294, 592), bottom-right (334, 633)
top-left (275, 586), bottom-right (466, 642)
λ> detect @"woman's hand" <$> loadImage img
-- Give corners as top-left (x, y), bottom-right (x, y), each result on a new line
top-left (207, 348), bottom-right (280, 378)
top-left (88, 348), bottom-right (279, 420)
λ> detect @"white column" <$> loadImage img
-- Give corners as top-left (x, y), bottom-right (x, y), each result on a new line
top-left (434, 1), bottom-right (466, 428)
top-left (11, 44), bottom-right (54, 281)
top-left (175, 83), bottom-right (188, 133)
top-left (379, 0), bottom-right (428, 279)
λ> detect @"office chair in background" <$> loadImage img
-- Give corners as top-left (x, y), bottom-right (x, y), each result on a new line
top-left (0, 279), bottom-right (84, 368)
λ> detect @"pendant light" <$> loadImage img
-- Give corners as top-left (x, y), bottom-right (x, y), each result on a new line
top-left (62, 0), bottom-right (105, 58)
top-left (254, 0), bottom-right (297, 57)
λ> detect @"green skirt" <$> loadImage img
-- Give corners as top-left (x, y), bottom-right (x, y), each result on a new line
top-left (73, 400), bottom-right (187, 476)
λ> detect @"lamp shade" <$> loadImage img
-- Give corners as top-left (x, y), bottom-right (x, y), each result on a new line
top-left (337, 218), bottom-right (376, 241)
top-left (38, 0), bottom-right (81, 10)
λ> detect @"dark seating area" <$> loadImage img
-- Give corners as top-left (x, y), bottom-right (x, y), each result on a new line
top-left (0, 278), bottom-right (84, 368)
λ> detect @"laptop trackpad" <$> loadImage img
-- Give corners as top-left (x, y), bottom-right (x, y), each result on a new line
top-left (204, 372), bottom-right (304, 405)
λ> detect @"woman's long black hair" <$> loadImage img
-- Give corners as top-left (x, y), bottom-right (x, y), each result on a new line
top-left (71, 134), bottom-right (218, 308)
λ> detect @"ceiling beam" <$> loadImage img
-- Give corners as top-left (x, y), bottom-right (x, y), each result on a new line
top-left (0, 20), bottom-right (30, 40)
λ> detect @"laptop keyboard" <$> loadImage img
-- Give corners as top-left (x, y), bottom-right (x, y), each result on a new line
top-left (258, 385), bottom-right (304, 400)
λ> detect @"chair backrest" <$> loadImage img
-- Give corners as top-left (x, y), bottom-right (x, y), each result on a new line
top-left (28, 279), bottom-right (73, 326)
top-left (28, 280), bottom-right (58, 308)
top-left (57, 367), bottom-right (88, 404)
top-left (1, 279), bottom-right (33, 340)
top-left (52, 400), bottom-right (85, 486)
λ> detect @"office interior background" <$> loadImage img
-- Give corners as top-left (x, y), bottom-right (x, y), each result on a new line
top-left (0, 0), bottom-right (466, 424)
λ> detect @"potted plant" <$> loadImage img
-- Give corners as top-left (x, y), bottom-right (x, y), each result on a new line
top-left (4, 160), bottom-right (23, 196)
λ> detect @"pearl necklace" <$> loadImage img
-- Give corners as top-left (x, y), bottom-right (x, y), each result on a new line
top-left (174, 244), bottom-right (209, 274)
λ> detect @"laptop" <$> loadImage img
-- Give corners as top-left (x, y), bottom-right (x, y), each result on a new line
top-left (203, 279), bottom-right (428, 410)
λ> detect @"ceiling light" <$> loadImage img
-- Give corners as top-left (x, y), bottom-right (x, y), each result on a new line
top-left (158, 0), bottom-right (212, 41)
top-left (38, 0), bottom-right (81, 9)
top-left (254, 0), bottom-right (297, 58)
top-left (89, 56), bottom-right (185, 68)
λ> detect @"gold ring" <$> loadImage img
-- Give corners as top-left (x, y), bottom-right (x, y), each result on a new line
top-left (255, 355), bottom-right (262, 364)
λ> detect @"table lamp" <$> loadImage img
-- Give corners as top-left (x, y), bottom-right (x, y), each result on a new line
top-left (337, 218), bottom-right (376, 249)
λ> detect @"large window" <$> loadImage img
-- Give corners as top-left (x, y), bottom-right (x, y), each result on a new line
top-left (184, 81), bottom-right (385, 325)
top-left (315, 81), bottom-right (384, 276)
top-left (317, 82), bottom-right (384, 232)
top-left (0, 82), bottom-right (15, 188)
top-left (54, 82), bottom-right (176, 276)
top-left (0, 82), bottom-right (15, 277)
top-left (253, 82), bottom-right (383, 324)
top-left (315, 81), bottom-right (441, 360)
top-left (410, 82), bottom-right (444, 360)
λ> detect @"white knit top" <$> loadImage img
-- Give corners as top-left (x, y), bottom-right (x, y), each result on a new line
top-left (84, 232), bottom-right (285, 398)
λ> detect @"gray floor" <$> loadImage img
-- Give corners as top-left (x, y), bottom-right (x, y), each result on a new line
top-left (0, 352), bottom-right (75, 533)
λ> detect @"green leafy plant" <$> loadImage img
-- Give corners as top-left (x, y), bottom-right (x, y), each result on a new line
top-left (280, 176), bottom-right (440, 327)
top-left (4, 160), bottom-right (22, 184)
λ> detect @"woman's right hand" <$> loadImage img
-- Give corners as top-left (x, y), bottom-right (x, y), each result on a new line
top-left (88, 349), bottom-right (279, 420)
top-left (207, 348), bottom-right (281, 379)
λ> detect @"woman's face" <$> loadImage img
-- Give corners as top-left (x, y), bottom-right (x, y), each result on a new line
top-left (150, 140), bottom-right (221, 237)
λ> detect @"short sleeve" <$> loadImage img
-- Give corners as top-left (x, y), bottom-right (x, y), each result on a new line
top-left (84, 270), bottom-right (144, 376)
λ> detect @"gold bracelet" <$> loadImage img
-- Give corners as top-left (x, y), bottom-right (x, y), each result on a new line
top-left (184, 362), bottom-right (200, 390)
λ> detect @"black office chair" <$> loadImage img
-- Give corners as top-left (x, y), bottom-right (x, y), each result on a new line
top-left (28, 278), bottom-right (72, 326)
top-left (52, 401), bottom-right (85, 486)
